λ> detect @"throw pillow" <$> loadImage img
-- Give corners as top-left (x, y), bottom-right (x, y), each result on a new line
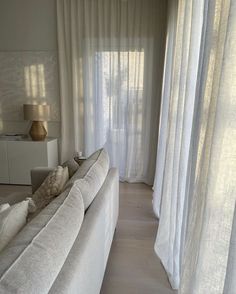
top-left (28, 166), bottom-right (69, 213)
top-left (0, 200), bottom-right (29, 252)
top-left (62, 158), bottom-right (79, 178)
top-left (0, 203), bottom-right (10, 213)
top-left (59, 166), bottom-right (69, 191)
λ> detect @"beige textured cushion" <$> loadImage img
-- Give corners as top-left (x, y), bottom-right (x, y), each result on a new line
top-left (29, 166), bottom-right (69, 212)
top-left (65, 148), bottom-right (110, 210)
top-left (0, 200), bottom-right (29, 252)
top-left (62, 158), bottom-right (79, 178)
top-left (59, 167), bottom-right (69, 190)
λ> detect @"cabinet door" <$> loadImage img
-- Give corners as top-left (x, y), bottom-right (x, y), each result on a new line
top-left (0, 141), bottom-right (9, 183)
top-left (7, 141), bottom-right (48, 185)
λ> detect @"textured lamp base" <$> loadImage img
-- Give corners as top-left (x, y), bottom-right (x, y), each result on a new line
top-left (29, 121), bottom-right (47, 141)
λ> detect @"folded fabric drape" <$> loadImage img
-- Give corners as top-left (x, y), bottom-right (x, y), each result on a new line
top-left (153, 0), bottom-right (236, 292)
top-left (57, 0), bottom-right (167, 184)
top-left (153, 0), bottom-right (205, 288)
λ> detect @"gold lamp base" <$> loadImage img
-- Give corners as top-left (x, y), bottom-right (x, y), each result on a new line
top-left (29, 121), bottom-right (47, 141)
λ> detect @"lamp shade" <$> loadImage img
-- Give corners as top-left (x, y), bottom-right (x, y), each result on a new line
top-left (23, 104), bottom-right (50, 121)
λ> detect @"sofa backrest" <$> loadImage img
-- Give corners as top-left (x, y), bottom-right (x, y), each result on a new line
top-left (48, 168), bottom-right (119, 294)
top-left (0, 185), bottom-right (84, 294)
top-left (65, 148), bottom-right (110, 210)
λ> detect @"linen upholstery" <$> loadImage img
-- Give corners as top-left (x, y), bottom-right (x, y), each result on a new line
top-left (49, 168), bottom-right (119, 294)
top-left (0, 201), bottom-right (29, 252)
top-left (65, 149), bottom-right (106, 186)
top-left (0, 186), bottom-right (84, 294)
top-left (65, 148), bottom-right (110, 210)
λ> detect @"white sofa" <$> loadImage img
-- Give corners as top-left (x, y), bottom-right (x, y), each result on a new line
top-left (0, 149), bottom-right (119, 294)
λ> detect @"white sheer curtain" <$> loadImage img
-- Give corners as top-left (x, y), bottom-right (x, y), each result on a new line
top-left (223, 204), bottom-right (236, 293)
top-left (153, 0), bottom-right (236, 291)
top-left (57, 0), bottom-right (167, 184)
top-left (153, 0), bottom-right (205, 288)
top-left (180, 0), bottom-right (236, 292)
top-left (152, 0), bottom-right (178, 218)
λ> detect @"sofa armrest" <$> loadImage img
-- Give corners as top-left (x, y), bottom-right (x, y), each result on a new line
top-left (31, 167), bottom-right (54, 193)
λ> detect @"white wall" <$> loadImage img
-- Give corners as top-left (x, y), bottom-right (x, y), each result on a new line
top-left (0, 0), bottom-right (60, 137)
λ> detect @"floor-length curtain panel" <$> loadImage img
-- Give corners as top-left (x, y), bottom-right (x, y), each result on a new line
top-left (223, 204), bottom-right (236, 293)
top-left (153, 0), bottom-right (205, 288)
top-left (57, 0), bottom-right (85, 162)
top-left (152, 0), bottom-right (178, 218)
top-left (57, 0), bottom-right (167, 184)
top-left (180, 0), bottom-right (236, 292)
top-left (153, 0), bottom-right (236, 291)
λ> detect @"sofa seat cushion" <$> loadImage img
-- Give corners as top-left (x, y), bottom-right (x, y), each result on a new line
top-left (65, 148), bottom-right (110, 210)
top-left (0, 185), bottom-right (84, 294)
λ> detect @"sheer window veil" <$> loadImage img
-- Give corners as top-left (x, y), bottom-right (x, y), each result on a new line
top-left (153, 0), bottom-right (236, 292)
top-left (56, 0), bottom-right (167, 184)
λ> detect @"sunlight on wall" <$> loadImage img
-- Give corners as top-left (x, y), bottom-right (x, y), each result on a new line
top-left (24, 64), bottom-right (46, 98)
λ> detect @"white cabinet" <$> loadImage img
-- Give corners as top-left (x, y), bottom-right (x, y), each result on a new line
top-left (0, 138), bottom-right (58, 185)
top-left (0, 141), bottom-right (9, 184)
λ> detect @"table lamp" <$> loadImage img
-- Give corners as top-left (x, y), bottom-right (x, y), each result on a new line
top-left (23, 104), bottom-right (50, 141)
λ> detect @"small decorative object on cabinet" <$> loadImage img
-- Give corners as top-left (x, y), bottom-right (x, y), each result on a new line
top-left (0, 138), bottom-right (58, 185)
top-left (75, 156), bottom-right (87, 165)
top-left (74, 151), bottom-right (87, 165)
top-left (23, 104), bottom-right (50, 141)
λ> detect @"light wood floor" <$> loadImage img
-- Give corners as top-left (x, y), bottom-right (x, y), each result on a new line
top-left (101, 183), bottom-right (175, 294)
top-left (0, 183), bottom-right (175, 294)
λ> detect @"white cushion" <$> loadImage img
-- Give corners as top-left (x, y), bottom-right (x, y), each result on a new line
top-left (0, 200), bottom-right (29, 252)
